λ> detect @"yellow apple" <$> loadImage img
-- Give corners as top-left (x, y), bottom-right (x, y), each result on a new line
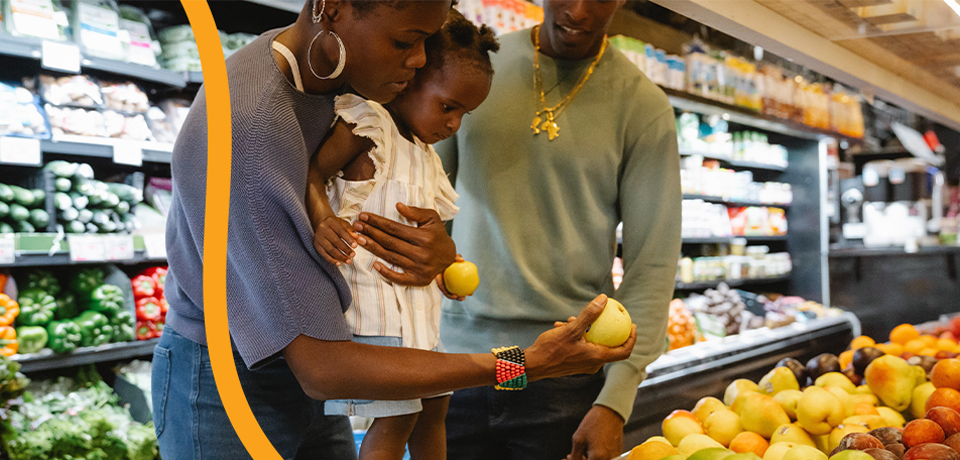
top-left (759, 367), bottom-right (800, 396)
top-left (815, 373), bottom-right (857, 394)
top-left (676, 433), bottom-right (724, 457)
top-left (773, 389), bottom-right (803, 421)
top-left (780, 444), bottom-right (827, 460)
top-left (662, 410), bottom-right (703, 446)
top-left (769, 423), bottom-right (815, 447)
top-left (583, 298), bottom-right (632, 347)
top-left (726, 379), bottom-right (760, 406)
top-left (704, 408), bottom-right (743, 447)
top-left (822, 386), bottom-right (854, 417)
top-left (443, 260), bottom-right (479, 296)
top-left (875, 406), bottom-right (905, 428)
top-left (693, 396), bottom-right (728, 425)
top-left (741, 393), bottom-right (791, 438)
top-left (911, 381), bottom-right (937, 419)
top-left (762, 442), bottom-right (800, 460)
top-left (627, 439), bottom-right (678, 460)
top-left (796, 386), bottom-right (845, 435)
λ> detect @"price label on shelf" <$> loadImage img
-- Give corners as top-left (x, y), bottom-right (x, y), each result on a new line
top-left (113, 142), bottom-right (143, 166)
top-left (143, 233), bottom-right (166, 259)
top-left (67, 235), bottom-right (106, 262)
top-left (41, 40), bottom-right (81, 74)
top-left (0, 136), bottom-right (42, 166)
top-left (104, 235), bottom-right (135, 260)
top-left (0, 236), bottom-right (15, 265)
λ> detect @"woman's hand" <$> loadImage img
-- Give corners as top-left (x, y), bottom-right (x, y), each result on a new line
top-left (313, 217), bottom-right (359, 266)
top-left (353, 203), bottom-right (457, 287)
top-left (525, 294), bottom-right (636, 382)
top-left (436, 254), bottom-right (467, 301)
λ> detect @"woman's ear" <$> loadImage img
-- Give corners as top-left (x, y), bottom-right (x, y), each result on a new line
top-left (324, 0), bottom-right (344, 24)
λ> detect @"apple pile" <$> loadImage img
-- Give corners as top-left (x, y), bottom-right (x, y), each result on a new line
top-left (626, 322), bottom-right (960, 460)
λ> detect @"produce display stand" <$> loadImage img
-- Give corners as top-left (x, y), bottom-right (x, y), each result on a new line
top-left (623, 313), bottom-right (860, 447)
top-left (14, 338), bottom-right (160, 373)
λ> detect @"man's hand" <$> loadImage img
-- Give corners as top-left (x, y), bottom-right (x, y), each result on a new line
top-left (353, 203), bottom-right (457, 287)
top-left (436, 254), bottom-right (467, 301)
top-left (525, 295), bottom-right (636, 382)
top-left (566, 405), bottom-right (625, 460)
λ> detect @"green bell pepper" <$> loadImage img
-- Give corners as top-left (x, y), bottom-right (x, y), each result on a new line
top-left (15, 326), bottom-right (48, 354)
top-left (17, 289), bottom-right (57, 326)
top-left (110, 310), bottom-right (135, 343)
top-left (71, 311), bottom-right (111, 347)
top-left (54, 292), bottom-right (80, 320)
top-left (22, 269), bottom-right (61, 297)
top-left (46, 320), bottom-right (83, 353)
top-left (69, 267), bottom-right (105, 298)
top-left (88, 284), bottom-right (124, 317)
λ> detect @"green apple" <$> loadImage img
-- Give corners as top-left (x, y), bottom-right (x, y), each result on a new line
top-left (443, 260), bottom-right (479, 296)
top-left (583, 298), bottom-right (632, 347)
top-left (686, 447), bottom-right (733, 460)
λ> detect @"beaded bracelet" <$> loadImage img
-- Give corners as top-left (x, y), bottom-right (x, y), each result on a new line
top-left (492, 346), bottom-right (527, 391)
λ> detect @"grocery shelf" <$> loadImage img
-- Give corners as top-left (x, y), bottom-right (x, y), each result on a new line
top-left (242, 0), bottom-right (302, 13)
top-left (679, 150), bottom-right (788, 172)
top-left (624, 313), bottom-right (859, 446)
top-left (42, 135), bottom-right (174, 164)
top-left (0, 233), bottom-right (165, 268)
top-left (0, 35), bottom-right (186, 88)
top-left (674, 275), bottom-right (791, 291)
top-left (829, 245), bottom-right (960, 258)
top-left (663, 87), bottom-right (862, 144)
top-left (15, 339), bottom-right (160, 373)
top-left (682, 236), bottom-right (788, 244)
top-left (682, 194), bottom-right (791, 208)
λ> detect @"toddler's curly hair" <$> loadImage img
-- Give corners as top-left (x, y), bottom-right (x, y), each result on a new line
top-left (424, 8), bottom-right (500, 76)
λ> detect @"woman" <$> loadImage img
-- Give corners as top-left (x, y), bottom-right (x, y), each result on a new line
top-left (154, 1), bottom-right (636, 459)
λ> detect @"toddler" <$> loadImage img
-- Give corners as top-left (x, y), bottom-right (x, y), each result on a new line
top-left (306, 10), bottom-right (499, 460)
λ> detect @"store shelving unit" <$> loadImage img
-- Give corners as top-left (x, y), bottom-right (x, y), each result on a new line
top-left (679, 150), bottom-right (788, 173)
top-left (682, 194), bottom-right (791, 208)
top-left (674, 274), bottom-right (791, 290)
top-left (14, 339), bottom-right (160, 373)
top-left (682, 236), bottom-right (788, 244)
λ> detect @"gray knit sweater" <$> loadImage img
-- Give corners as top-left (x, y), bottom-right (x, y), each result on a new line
top-left (164, 27), bottom-right (353, 369)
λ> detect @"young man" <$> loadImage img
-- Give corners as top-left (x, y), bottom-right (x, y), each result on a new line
top-left (436, 1), bottom-right (682, 459)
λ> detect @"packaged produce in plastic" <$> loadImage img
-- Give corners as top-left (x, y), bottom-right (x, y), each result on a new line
top-left (146, 106), bottom-right (176, 143)
top-left (157, 23), bottom-right (194, 44)
top-left (45, 104), bottom-right (107, 137)
top-left (39, 74), bottom-right (103, 108)
top-left (3, 0), bottom-right (70, 41)
top-left (118, 5), bottom-right (160, 68)
top-left (73, 0), bottom-right (123, 60)
top-left (158, 98), bottom-right (190, 136)
top-left (0, 82), bottom-right (51, 139)
top-left (103, 110), bottom-right (152, 141)
top-left (99, 81), bottom-right (149, 113)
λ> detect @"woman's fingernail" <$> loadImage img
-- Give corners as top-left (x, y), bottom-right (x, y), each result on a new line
top-left (360, 214), bottom-right (369, 221)
top-left (358, 237), bottom-right (367, 245)
top-left (351, 242), bottom-right (357, 248)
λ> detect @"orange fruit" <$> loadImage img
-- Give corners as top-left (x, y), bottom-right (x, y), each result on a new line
top-left (884, 343), bottom-right (904, 356)
top-left (927, 387), bottom-right (960, 413)
top-left (921, 335), bottom-right (939, 347)
top-left (932, 359), bottom-right (960, 390)
top-left (891, 324), bottom-right (920, 345)
top-left (839, 350), bottom-right (855, 370)
top-left (850, 336), bottom-right (876, 350)
top-left (906, 339), bottom-right (928, 354)
top-left (729, 431), bottom-right (769, 457)
top-left (854, 403), bottom-right (880, 416)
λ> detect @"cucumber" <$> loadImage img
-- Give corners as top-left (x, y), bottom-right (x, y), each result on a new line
top-left (0, 184), bottom-right (12, 203)
top-left (115, 201), bottom-right (130, 214)
top-left (29, 209), bottom-right (49, 228)
top-left (108, 183), bottom-right (142, 204)
top-left (72, 179), bottom-right (96, 196)
top-left (15, 221), bottom-right (35, 233)
top-left (63, 220), bottom-right (85, 233)
top-left (0, 222), bottom-right (13, 234)
top-left (123, 214), bottom-right (141, 232)
top-left (91, 211), bottom-right (109, 226)
top-left (87, 191), bottom-right (104, 207)
top-left (60, 207), bottom-right (79, 221)
top-left (0, 202), bottom-right (7, 219)
top-left (9, 204), bottom-right (29, 222)
top-left (69, 192), bottom-right (88, 210)
top-left (85, 223), bottom-right (98, 233)
top-left (31, 189), bottom-right (45, 206)
top-left (98, 220), bottom-right (117, 233)
top-left (103, 192), bottom-right (120, 208)
top-left (76, 163), bottom-right (94, 179)
top-left (54, 193), bottom-right (72, 211)
top-left (55, 177), bottom-right (72, 192)
top-left (44, 160), bottom-right (79, 178)
top-left (77, 209), bottom-right (93, 224)
top-left (8, 186), bottom-right (35, 207)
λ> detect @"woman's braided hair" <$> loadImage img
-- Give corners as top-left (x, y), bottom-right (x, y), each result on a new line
top-left (424, 8), bottom-right (500, 76)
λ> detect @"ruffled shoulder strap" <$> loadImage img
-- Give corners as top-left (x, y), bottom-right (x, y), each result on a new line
top-left (426, 145), bottom-right (459, 222)
top-left (333, 94), bottom-right (392, 178)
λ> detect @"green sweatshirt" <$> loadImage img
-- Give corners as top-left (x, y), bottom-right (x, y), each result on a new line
top-left (435, 29), bottom-right (682, 421)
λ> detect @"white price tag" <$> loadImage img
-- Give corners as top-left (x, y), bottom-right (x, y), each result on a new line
top-left (113, 142), bottom-right (143, 166)
top-left (41, 40), bottom-right (81, 74)
top-left (143, 233), bottom-right (166, 259)
top-left (0, 236), bottom-right (15, 265)
top-left (104, 235), bottom-right (135, 260)
top-left (67, 235), bottom-right (106, 262)
top-left (0, 136), bottom-right (42, 166)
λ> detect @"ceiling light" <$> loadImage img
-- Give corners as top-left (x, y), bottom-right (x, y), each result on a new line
top-left (946, 0), bottom-right (960, 17)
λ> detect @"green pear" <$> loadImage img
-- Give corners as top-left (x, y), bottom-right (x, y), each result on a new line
top-left (864, 355), bottom-right (915, 411)
top-left (726, 454), bottom-right (762, 460)
top-left (686, 447), bottom-right (733, 460)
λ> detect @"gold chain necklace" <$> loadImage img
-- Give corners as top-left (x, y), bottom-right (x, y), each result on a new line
top-left (531, 24), bottom-right (608, 140)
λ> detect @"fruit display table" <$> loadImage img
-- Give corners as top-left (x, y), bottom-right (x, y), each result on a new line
top-left (625, 313), bottom-right (860, 447)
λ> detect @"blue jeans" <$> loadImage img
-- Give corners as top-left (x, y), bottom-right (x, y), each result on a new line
top-left (152, 326), bottom-right (358, 460)
top-left (445, 372), bottom-right (605, 460)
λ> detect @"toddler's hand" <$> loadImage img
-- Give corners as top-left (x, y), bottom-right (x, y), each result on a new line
top-left (313, 217), bottom-right (359, 266)
top-left (436, 255), bottom-right (467, 301)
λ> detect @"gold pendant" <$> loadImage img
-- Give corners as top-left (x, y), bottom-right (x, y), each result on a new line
top-left (531, 115), bottom-right (543, 135)
top-left (541, 114), bottom-right (559, 140)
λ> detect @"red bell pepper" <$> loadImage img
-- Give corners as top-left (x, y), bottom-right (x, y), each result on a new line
top-left (141, 266), bottom-right (167, 298)
top-left (136, 320), bottom-right (157, 341)
top-left (159, 297), bottom-right (169, 316)
top-left (136, 297), bottom-right (162, 322)
top-left (154, 317), bottom-right (164, 338)
top-left (131, 275), bottom-right (156, 299)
